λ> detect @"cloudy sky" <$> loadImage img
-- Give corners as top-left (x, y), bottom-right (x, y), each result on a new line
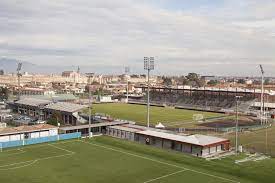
top-left (0, 0), bottom-right (275, 76)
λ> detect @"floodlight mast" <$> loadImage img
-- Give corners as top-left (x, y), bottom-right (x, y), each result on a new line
top-left (144, 57), bottom-right (154, 128)
top-left (16, 62), bottom-right (22, 100)
top-left (88, 86), bottom-right (92, 138)
top-left (125, 67), bottom-right (130, 103)
top-left (85, 73), bottom-right (94, 138)
top-left (235, 95), bottom-right (242, 154)
top-left (259, 65), bottom-right (264, 125)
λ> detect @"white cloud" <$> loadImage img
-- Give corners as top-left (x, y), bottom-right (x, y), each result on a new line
top-left (0, 0), bottom-right (274, 75)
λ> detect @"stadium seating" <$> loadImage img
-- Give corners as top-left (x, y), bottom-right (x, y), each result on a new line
top-left (129, 90), bottom-right (256, 113)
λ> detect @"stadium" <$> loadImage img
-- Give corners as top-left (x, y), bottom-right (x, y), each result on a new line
top-left (1, 88), bottom-right (275, 183)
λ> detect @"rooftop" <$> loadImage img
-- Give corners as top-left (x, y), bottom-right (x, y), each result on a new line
top-left (15, 98), bottom-right (52, 107)
top-left (45, 102), bottom-right (87, 113)
top-left (59, 121), bottom-right (129, 131)
top-left (109, 125), bottom-right (142, 133)
top-left (0, 124), bottom-right (57, 136)
top-left (136, 130), bottom-right (229, 147)
top-left (21, 94), bottom-right (78, 101)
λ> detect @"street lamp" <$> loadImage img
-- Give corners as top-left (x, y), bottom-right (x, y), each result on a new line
top-left (144, 57), bottom-right (155, 128)
top-left (125, 67), bottom-right (130, 103)
top-left (235, 95), bottom-right (242, 154)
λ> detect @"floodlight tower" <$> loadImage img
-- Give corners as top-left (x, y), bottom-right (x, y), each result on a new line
top-left (88, 86), bottom-right (92, 138)
top-left (259, 65), bottom-right (264, 125)
top-left (16, 62), bottom-right (22, 100)
top-left (86, 73), bottom-right (94, 138)
top-left (235, 95), bottom-right (242, 154)
top-left (125, 67), bottom-right (130, 103)
top-left (144, 57), bottom-right (154, 128)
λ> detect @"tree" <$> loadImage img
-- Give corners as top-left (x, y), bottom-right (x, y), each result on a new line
top-left (177, 76), bottom-right (188, 85)
top-left (186, 73), bottom-right (200, 81)
top-left (208, 80), bottom-right (219, 86)
top-left (237, 79), bottom-right (246, 84)
top-left (0, 87), bottom-right (9, 100)
top-left (264, 78), bottom-right (270, 85)
top-left (162, 76), bottom-right (172, 86)
top-left (47, 111), bottom-right (62, 126)
top-left (186, 73), bottom-right (205, 87)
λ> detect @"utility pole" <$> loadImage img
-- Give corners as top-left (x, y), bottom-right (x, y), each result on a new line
top-left (125, 67), bottom-right (130, 103)
top-left (144, 57), bottom-right (154, 128)
top-left (235, 96), bottom-right (241, 154)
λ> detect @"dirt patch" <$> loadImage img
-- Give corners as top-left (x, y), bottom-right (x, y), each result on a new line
top-left (199, 116), bottom-right (260, 128)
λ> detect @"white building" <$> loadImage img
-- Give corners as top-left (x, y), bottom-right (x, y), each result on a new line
top-left (0, 124), bottom-right (58, 142)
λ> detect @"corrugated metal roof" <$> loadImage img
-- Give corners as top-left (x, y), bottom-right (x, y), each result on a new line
top-left (108, 125), bottom-right (142, 133)
top-left (59, 121), bottom-right (129, 131)
top-left (15, 98), bottom-right (52, 107)
top-left (21, 94), bottom-right (78, 101)
top-left (0, 124), bottom-right (57, 136)
top-left (136, 130), bottom-right (228, 146)
top-left (45, 102), bottom-right (87, 113)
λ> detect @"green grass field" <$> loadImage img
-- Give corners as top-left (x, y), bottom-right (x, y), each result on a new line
top-left (222, 125), bottom-right (275, 157)
top-left (89, 103), bottom-right (223, 127)
top-left (0, 136), bottom-right (274, 183)
top-left (87, 103), bottom-right (275, 157)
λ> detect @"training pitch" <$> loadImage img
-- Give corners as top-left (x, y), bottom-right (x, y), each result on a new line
top-left (0, 136), bottom-right (274, 183)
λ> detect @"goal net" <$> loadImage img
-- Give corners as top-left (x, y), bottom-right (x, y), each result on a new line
top-left (193, 114), bottom-right (204, 122)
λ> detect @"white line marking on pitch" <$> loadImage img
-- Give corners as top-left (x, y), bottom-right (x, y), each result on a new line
top-left (0, 159), bottom-right (35, 168)
top-left (80, 140), bottom-right (184, 169)
top-left (143, 169), bottom-right (187, 183)
top-left (80, 140), bottom-right (240, 183)
top-left (0, 149), bottom-right (26, 157)
top-left (0, 153), bottom-right (74, 171)
top-left (0, 142), bottom-right (76, 171)
top-left (48, 144), bottom-right (75, 154)
top-left (0, 160), bottom-right (38, 170)
top-left (1, 148), bottom-right (23, 152)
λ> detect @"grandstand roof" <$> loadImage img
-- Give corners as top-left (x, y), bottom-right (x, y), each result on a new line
top-left (59, 121), bottom-right (129, 131)
top-left (45, 102), bottom-right (87, 113)
top-left (21, 94), bottom-right (78, 102)
top-left (136, 130), bottom-right (229, 147)
top-left (15, 98), bottom-right (52, 107)
top-left (137, 86), bottom-right (274, 95)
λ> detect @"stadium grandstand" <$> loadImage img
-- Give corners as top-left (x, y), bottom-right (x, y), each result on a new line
top-left (130, 86), bottom-right (275, 114)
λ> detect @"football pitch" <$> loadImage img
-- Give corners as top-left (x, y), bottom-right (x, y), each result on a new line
top-left (1, 136), bottom-right (274, 183)
top-left (90, 103), bottom-right (223, 127)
